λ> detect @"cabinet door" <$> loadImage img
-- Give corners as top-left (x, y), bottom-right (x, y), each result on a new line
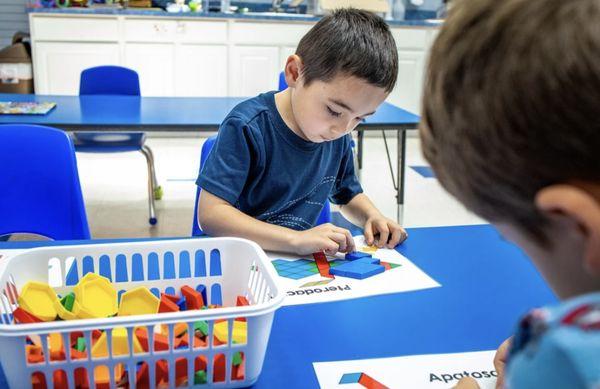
top-left (33, 42), bottom-right (119, 95)
top-left (230, 46), bottom-right (279, 97)
top-left (124, 43), bottom-right (175, 96)
top-left (387, 49), bottom-right (426, 114)
top-left (175, 44), bottom-right (228, 97)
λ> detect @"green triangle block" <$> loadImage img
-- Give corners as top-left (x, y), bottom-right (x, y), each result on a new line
top-left (76, 337), bottom-right (86, 352)
top-left (194, 320), bottom-right (209, 336)
top-left (60, 293), bottom-right (75, 312)
top-left (232, 351), bottom-right (243, 366)
top-left (194, 370), bottom-right (207, 385)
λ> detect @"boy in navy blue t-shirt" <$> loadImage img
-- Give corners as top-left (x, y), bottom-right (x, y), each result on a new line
top-left (422, 1), bottom-right (600, 388)
top-left (197, 9), bottom-right (407, 255)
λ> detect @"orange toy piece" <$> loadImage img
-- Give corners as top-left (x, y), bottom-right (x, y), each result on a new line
top-left (49, 333), bottom-right (65, 361)
top-left (155, 360), bottom-right (169, 387)
top-left (13, 307), bottom-right (43, 324)
top-left (175, 356), bottom-right (208, 385)
top-left (179, 332), bottom-right (207, 348)
top-left (213, 354), bottom-right (226, 382)
top-left (236, 296), bottom-right (250, 306)
top-left (31, 372), bottom-right (46, 389)
top-left (232, 358), bottom-right (246, 381)
top-left (53, 370), bottom-right (68, 389)
top-left (181, 286), bottom-right (204, 310)
top-left (158, 295), bottom-right (179, 313)
top-left (26, 345), bottom-right (44, 364)
top-left (135, 327), bottom-right (170, 352)
top-left (70, 349), bottom-right (87, 360)
top-left (162, 293), bottom-right (179, 304)
top-left (74, 368), bottom-right (90, 389)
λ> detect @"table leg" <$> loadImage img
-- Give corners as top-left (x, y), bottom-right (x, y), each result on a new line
top-left (357, 130), bottom-right (364, 170)
top-left (397, 129), bottom-right (407, 222)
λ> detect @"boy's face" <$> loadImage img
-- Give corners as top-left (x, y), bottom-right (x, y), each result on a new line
top-left (290, 73), bottom-right (389, 143)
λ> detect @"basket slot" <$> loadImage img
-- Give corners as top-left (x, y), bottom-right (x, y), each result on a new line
top-left (48, 258), bottom-right (62, 288)
top-left (209, 249), bottom-right (222, 276)
top-left (132, 253), bottom-right (145, 281)
top-left (98, 255), bottom-right (112, 282)
top-left (148, 253), bottom-right (160, 281)
top-left (82, 255), bottom-right (95, 277)
top-left (163, 252), bottom-right (176, 280)
top-left (115, 254), bottom-right (128, 282)
top-left (178, 251), bottom-right (191, 279)
top-left (210, 284), bottom-right (223, 306)
top-left (194, 250), bottom-right (207, 277)
top-left (0, 291), bottom-right (13, 325)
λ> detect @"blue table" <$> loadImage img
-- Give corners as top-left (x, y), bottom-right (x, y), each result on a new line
top-left (0, 225), bottom-right (557, 388)
top-left (0, 93), bottom-right (420, 210)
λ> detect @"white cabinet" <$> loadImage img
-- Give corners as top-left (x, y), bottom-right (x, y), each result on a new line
top-left (33, 42), bottom-right (119, 95)
top-left (388, 49), bottom-right (426, 115)
top-left (124, 43), bottom-right (175, 96)
top-left (231, 46), bottom-right (280, 96)
top-left (29, 13), bottom-right (438, 112)
top-left (175, 44), bottom-right (228, 96)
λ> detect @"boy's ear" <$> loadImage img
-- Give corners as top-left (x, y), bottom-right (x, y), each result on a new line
top-left (284, 55), bottom-right (303, 88)
top-left (535, 184), bottom-right (600, 276)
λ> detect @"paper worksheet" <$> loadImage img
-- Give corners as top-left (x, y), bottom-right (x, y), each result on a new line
top-left (313, 350), bottom-right (497, 389)
top-left (267, 235), bottom-right (440, 306)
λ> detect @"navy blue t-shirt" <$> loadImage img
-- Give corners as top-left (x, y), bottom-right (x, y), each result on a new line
top-left (196, 91), bottom-right (363, 230)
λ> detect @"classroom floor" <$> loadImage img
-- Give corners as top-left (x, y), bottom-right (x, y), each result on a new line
top-left (76, 134), bottom-right (484, 239)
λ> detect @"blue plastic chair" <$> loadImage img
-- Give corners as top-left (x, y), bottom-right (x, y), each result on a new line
top-left (0, 124), bottom-right (90, 240)
top-left (72, 66), bottom-right (162, 225)
top-left (278, 71), bottom-right (288, 91)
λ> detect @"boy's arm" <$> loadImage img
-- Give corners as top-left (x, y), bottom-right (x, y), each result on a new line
top-left (339, 193), bottom-right (407, 248)
top-left (198, 190), bottom-right (355, 255)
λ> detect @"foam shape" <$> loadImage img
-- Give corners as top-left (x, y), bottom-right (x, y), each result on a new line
top-left (49, 333), bottom-right (64, 360)
top-left (345, 251), bottom-right (372, 260)
top-left (54, 300), bottom-right (78, 320)
top-left (17, 282), bottom-right (59, 321)
top-left (135, 327), bottom-right (170, 352)
top-left (60, 293), bottom-right (75, 311)
top-left (92, 327), bottom-right (143, 358)
top-left (236, 296), bottom-right (250, 306)
top-left (74, 277), bottom-right (118, 318)
top-left (13, 307), bottom-right (43, 324)
top-left (26, 345), bottom-right (44, 364)
top-left (162, 293), bottom-right (180, 304)
top-left (213, 321), bottom-right (247, 344)
top-left (194, 320), bottom-right (209, 336)
top-left (181, 285), bottom-right (204, 310)
top-left (330, 259), bottom-right (385, 280)
top-left (159, 294), bottom-right (180, 313)
top-left (361, 245), bottom-right (378, 253)
top-left (118, 287), bottom-right (159, 316)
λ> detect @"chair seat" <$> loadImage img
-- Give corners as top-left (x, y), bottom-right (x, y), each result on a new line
top-left (72, 132), bottom-right (146, 153)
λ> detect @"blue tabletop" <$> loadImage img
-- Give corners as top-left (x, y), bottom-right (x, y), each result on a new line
top-left (0, 225), bottom-right (556, 387)
top-left (0, 94), bottom-right (419, 130)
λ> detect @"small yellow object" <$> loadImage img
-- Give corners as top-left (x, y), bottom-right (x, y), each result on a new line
top-left (361, 245), bottom-right (378, 253)
top-left (17, 282), bottom-right (59, 321)
top-left (49, 332), bottom-right (63, 353)
top-left (91, 327), bottom-right (143, 358)
top-left (213, 321), bottom-right (247, 344)
top-left (73, 278), bottom-right (117, 318)
top-left (78, 272), bottom-right (104, 283)
top-left (118, 287), bottom-right (160, 316)
top-left (54, 300), bottom-right (77, 321)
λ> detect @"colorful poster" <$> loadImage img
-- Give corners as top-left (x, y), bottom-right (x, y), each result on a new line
top-left (313, 350), bottom-right (497, 389)
top-left (268, 235), bottom-right (440, 306)
top-left (0, 102), bottom-right (56, 115)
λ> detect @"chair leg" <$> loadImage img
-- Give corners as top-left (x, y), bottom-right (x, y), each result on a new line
top-left (141, 145), bottom-right (158, 225)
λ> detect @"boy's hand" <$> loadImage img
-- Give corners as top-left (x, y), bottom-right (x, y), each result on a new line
top-left (364, 213), bottom-right (408, 249)
top-left (454, 338), bottom-right (511, 389)
top-left (290, 223), bottom-right (355, 256)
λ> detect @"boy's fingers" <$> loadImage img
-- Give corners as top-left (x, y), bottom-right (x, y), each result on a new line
top-left (375, 222), bottom-right (389, 248)
top-left (364, 220), bottom-right (374, 245)
top-left (453, 377), bottom-right (480, 389)
top-left (388, 227), bottom-right (402, 248)
top-left (335, 227), bottom-right (355, 253)
top-left (329, 232), bottom-right (347, 252)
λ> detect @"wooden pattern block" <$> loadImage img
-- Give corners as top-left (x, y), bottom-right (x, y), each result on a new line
top-left (329, 257), bottom-right (384, 280)
top-left (313, 252), bottom-right (334, 279)
top-left (181, 285), bottom-right (205, 310)
top-left (345, 251), bottom-right (372, 260)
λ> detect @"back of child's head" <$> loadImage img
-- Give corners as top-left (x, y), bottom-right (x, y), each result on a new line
top-left (420, 0), bottom-right (600, 243)
top-left (296, 8), bottom-right (398, 92)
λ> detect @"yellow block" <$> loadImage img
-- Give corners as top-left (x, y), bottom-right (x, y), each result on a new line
top-left (74, 278), bottom-right (118, 318)
top-left (91, 327), bottom-right (143, 358)
top-left (213, 321), bottom-right (247, 344)
top-left (361, 245), bottom-right (378, 253)
top-left (49, 332), bottom-right (63, 353)
top-left (118, 287), bottom-right (160, 316)
top-left (17, 282), bottom-right (59, 321)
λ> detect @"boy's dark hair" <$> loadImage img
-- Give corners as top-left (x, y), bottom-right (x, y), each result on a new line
top-left (296, 8), bottom-right (398, 92)
top-left (421, 0), bottom-right (600, 243)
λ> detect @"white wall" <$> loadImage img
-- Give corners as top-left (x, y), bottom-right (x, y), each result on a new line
top-left (0, 0), bottom-right (29, 48)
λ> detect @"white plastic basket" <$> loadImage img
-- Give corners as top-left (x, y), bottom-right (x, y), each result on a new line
top-left (0, 237), bottom-right (285, 388)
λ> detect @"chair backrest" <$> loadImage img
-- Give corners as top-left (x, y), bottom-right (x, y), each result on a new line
top-left (278, 71), bottom-right (288, 91)
top-left (191, 135), bottom-right (331, 237)
top-left (80, 66), bottom-right (141, 96)
top-left (0, 124), bottom-right (91, 240)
